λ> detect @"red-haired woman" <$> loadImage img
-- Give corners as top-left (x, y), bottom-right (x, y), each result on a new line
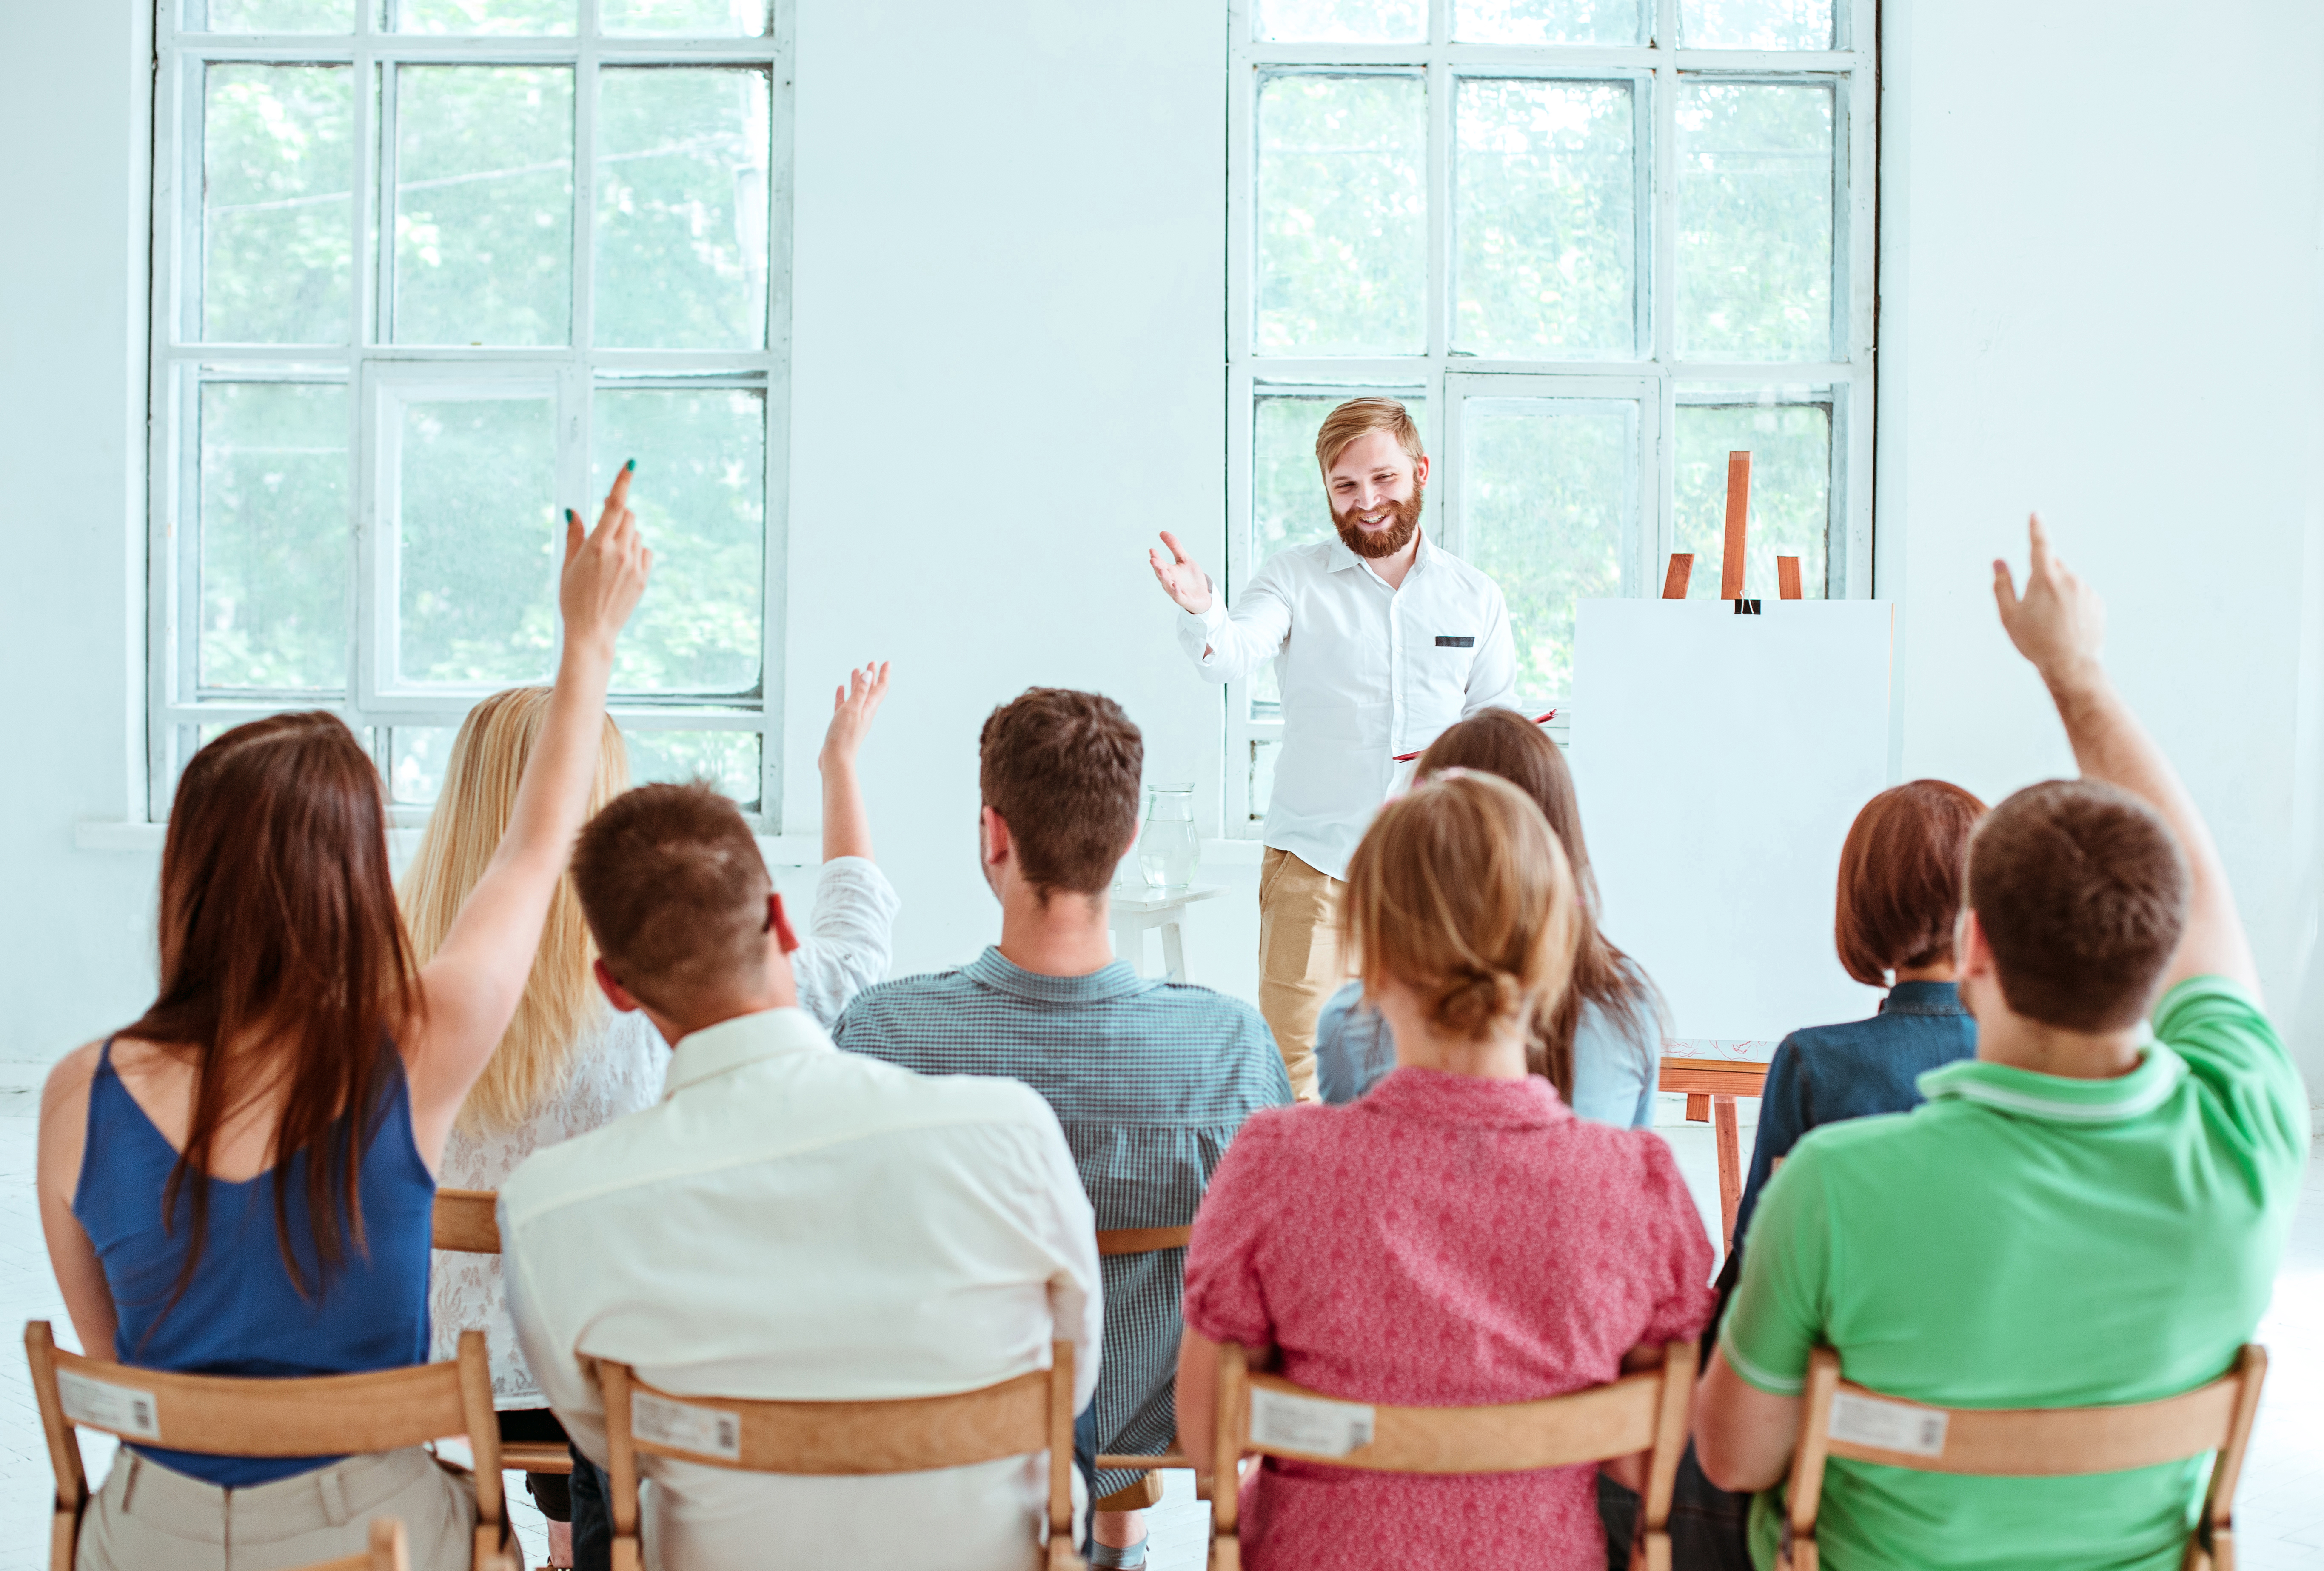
top-left (1729, 779), bottom-right (1988, 1250)
top-left (35, 473), bottom-right (649, 1571)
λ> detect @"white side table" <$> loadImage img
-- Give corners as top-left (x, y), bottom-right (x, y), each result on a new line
top-left (1108, 885), bottom-right (1226, 983)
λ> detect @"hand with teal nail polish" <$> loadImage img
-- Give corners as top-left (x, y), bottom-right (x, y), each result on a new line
top-left (560, 461), bottom-right (652, 664)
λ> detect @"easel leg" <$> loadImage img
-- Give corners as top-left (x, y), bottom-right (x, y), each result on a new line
top-left (1714, 1094), bottom-right (1741, 1254)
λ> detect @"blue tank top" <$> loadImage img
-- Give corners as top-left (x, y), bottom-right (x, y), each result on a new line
top-left (72, 1039), bottom-right (436, 1487)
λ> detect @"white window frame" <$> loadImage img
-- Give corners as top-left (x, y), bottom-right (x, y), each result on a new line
top-left (1224, 0), bottom-right (1877, 829)
top-left (146, 0), bottom-right (795, 825)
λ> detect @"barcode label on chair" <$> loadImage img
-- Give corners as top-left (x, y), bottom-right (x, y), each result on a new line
top-left (1248, 1388), bottom-right (1374, 1458)
top-left (57, 1372), bottom-right (162, 1442)
top-left (631, 1392), bottom-right (741, 1462)
top-left (1828, 1392), bottom-right (1947, 1458)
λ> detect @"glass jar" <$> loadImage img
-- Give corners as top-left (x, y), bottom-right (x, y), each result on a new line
top-left (1137, 782), bottom-right (1201, 893)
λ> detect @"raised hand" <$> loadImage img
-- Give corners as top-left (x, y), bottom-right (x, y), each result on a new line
top-left (1992, 513), bottom-right (2104, 689)
top-left (821, 661), bottom-right (892, 773)
top-left (1148, 531), bottom-right (1215, 615)
top-left (561, 461), bottom-right (653, 661)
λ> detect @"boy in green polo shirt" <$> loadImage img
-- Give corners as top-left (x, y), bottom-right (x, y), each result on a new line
top-left (1694, 516), bottom-right (2309, 1571)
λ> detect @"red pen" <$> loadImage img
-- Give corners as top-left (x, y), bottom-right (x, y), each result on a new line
top-left (1392, 709), bottom-right (1557, 763)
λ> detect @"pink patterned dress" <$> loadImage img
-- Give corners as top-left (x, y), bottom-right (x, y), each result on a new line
top-left (1182, 1068), bottom-right (1714, 1571)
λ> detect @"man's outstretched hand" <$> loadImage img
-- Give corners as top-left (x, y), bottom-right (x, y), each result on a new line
top-left (1149, 531), bottom-right (1215, 615)
top-left (1993, 513), bottom-right (2105, 693)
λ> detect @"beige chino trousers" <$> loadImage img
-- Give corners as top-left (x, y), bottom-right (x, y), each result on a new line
top-left (1258, 847), bottom-right (1343, 1103)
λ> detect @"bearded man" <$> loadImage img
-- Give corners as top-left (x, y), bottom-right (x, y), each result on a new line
top-left (1148, 397), bottom-right (1516, 1100)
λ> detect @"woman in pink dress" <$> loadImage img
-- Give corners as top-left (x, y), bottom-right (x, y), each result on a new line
top-left (1177, 770), bottom-right (1714, 1571)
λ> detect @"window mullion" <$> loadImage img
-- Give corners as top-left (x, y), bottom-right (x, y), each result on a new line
top-left (573, 21), bottom-right (600, 364)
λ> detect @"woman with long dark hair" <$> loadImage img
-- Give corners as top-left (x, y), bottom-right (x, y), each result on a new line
top-left (36, 472), bottom-right (649, 1571)
top-left (1313, 708), bottom-right (1665, 1125)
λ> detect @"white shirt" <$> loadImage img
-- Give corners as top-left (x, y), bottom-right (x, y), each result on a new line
top-left (500, 1008), bottom-right (1101, 1571)
top-left (432, 856), bottom-right (902, 1409)
top-left (1178, 532), bottom-right (1518, 879)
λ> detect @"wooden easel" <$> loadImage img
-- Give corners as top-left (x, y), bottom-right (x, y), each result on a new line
top-left (1656, 451), bottom-right (1797, 1257)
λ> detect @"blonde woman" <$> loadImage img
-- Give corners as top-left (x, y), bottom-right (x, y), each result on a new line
top-left (1176, 772), bottom-right (1713, 1571)
top-left (401, 662), bottom-right (897, 1563)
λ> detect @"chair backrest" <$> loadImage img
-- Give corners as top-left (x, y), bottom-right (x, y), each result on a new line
top-left (291, 1517), bottom-right (411, 1571)
top-left (433, 1187), bottom-right (501, 1254)
top-left (1206, 1339), bottom-right (1697, 1571)
top-left (1777, 1345), bottom-right (2269, 1571)
top-left (1095, 1225), bottom-right (1191, 1257)
top-left (23, 1321), bottom-right (510, 1571)
top-left (595, 1340), bottom-right (1084, 1571)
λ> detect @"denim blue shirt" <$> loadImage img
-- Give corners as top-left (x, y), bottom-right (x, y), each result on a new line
top-left (1311, 976), bottom-right (1659, 1128)
top-left (832, 948), bottom-right (1289, 1497)
top-left (1730, 980), bottom-right (1978, 1250)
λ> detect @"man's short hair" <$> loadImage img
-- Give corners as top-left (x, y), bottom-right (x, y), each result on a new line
top-left (979, 688), bottom-right (1142, 899)
top-left (570, 780), bottom-right (770, 1010)
top-left (1967, 779), bottom-right (2189, 1031)
top-left (1315, 397), bottom-right (1425, 476)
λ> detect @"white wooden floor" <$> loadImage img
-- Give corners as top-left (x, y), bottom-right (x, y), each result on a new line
top-left (0, 1092), bottom-right (2315, 1569)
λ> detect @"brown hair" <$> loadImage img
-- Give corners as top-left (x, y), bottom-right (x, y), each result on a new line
top-left (1315, 396), bottom-right (1426, 475)
top-left (1413, 709), bottom-right (1660, 1101)
top-left (1345, 770), bottom-right (1582, 1045)
top-left (1833, 780), bottom-right (1988, 985)
top-left (570, 781), bottom-right (773, 1015)
top-left (1967, 779), bottom-right (2189, 1032)
top-left (978, 688), bottom-right (1143, 900)
top-left (400, 689), bottom-right (630, 1135)
top-left (123, 713), bottom-right (419, 1314)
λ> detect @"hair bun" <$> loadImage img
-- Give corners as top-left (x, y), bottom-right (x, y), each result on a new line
top-left (1434, 968), bottom-right (1522, 1037)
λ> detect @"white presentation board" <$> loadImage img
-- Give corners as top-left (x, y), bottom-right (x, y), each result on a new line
top-left (1571, 599), bottom-right (1895, 1046)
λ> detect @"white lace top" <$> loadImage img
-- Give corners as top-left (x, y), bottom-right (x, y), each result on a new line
top-left (429, 855), bottom-right (903, 1408)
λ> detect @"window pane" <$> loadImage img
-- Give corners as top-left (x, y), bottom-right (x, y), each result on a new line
top-left (603, 0), bottom-right (772, 34)
top-left (1254, 0), bottom-right (1424, 42)
top-left (1681, 0), bottom-right (1834, 49)
top-left (1462, 398), bottom-right (1635, 708)
top-left (395, 393), bottom-right (559, 686)
top-left (1250, 392), bottom-right (1425, 713)
top-left (202, 65), bottom-right (353, 344)
top-left (389, 726), bottom-right (457, 805)
top-left (1455, 79), bottom-right (1636, 359)
top-left (591, 390), bottom-right (764, 694)
top-left (596, 69), bottom-right (770, 350)
top-left (199, 381), bottom-right (351, 691)
top-left (393, 0), bottom-right (574, 33)
top-left (193, 0), bottom-right (356, 30)
top-left (394, 67), bottom-right (574, 346)
top-left (1672, 399), bottom-right (1830, 600)
top-left (1676, 81), bottom-right (1833, 361)
top-left (1455, 0), bottom-right (1644, 45)
top-left (624, 729), bottom-right (762, 809)
top-left (1257, 74), bottom-right (1425, 357)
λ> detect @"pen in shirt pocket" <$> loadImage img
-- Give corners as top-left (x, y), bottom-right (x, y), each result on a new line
top-left (1392, 710), bottom-right (1557, 764)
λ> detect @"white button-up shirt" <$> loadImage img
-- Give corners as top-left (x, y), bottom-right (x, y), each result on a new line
top-left (501, 1007), bottom-right (1101, 1571)
top-left (1178, 532), bottom-right (1518, 880)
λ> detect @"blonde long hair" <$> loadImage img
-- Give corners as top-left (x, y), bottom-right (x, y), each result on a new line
top-left (399, 689), bottom-right (630, 1136)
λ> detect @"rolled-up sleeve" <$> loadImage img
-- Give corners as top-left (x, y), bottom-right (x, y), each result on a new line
top-left (790, 857), bottom-right (901, 1027)
top-left (1461, 582), bottom-right (1519, 716)
top-left (1181, 1111), bottom-right (1292, 1349)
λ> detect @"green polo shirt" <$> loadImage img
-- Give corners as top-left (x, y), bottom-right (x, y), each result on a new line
top-left (1723, 976), bottom-right (2306, 1571)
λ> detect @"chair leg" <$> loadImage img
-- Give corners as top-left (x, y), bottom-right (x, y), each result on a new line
top-left (1629, 1526), bottom-right (1671, 1571)
top-left (1208, 1534), bottom-right (1242, 1571)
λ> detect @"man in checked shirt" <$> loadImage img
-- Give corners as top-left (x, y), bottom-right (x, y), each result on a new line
top-left (1149, 397), bottom-right (1520, 1100)
top-left (835, 687), bottom-right (1291, 1570)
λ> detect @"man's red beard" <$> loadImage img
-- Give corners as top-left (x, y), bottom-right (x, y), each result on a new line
top-left (1334, 483), bottom-right (1425, 560)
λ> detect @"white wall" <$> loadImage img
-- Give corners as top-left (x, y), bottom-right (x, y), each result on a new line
top-left (1878, 0), bottom-right (2324, 1094)
top-left (4, 0), bottom-right (2321, 1101)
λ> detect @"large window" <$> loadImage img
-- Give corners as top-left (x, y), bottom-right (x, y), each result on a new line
top-left (1228, 0), bottom-right (1874, 824)
top-left (148, 0), bottom-right (789, 823)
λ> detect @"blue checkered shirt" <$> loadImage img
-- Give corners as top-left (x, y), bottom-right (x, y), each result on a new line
top-left (832, 948), bottom-right (1290, 1495)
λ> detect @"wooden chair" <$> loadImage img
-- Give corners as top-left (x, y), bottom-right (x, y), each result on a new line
top-left (1777, 1345), bottom-right (2268, 1571)
top-left (25, 1321), bottom-right (514, 1571)
top-left (293, 1517), bottom-right (411, 1571)
top-left (596, 1340), bottom-right (1087, 1571)
top-left (1089, 1224), bottom-right (1194, 1511)
top-left (1657, 1056), bottom-right (1770, 1253)
top-left (431, 1187), bottom-right (571, 1481)
top-left (1205, 1339), bottom-right (1697, 1571)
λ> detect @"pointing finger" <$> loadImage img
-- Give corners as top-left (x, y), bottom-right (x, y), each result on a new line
top-left (2026, 513), bottom-right (2052, 582)
top-left (1993, 558), bottom-right (2019, 622)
